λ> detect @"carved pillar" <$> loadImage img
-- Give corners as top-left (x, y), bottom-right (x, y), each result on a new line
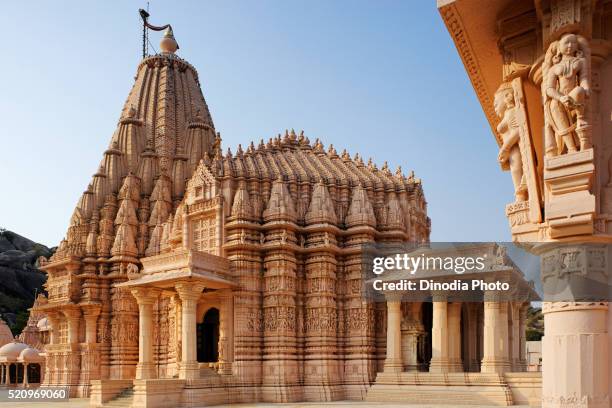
top-left (447, 302), bottom-right (463, 372)
top-left (79, 305), bottom-right (101, 394)
top-left (43, 311), bottom-right (59, 386)
top-left (481, 292), bottom-right (510, 374)
top-left (109, 282), bottom-right (138, 379)
top-left (175, 281), bottom-right (204, 379)
top-left (218, 290), bottom-right (234, 375)
top-left (537, 243), bottom-right (609, 408)
top-left (517, 304), bottom-right (528, 372)
top-left (64, 309), bottom-right (81, 344)
top-left (83, 308), bottom-right (100, 344)
top-left (98, 277), bottom-right (111, 380)
top-left (63, 308), bottom-right (82, 395)
top-left (429, 295), bottom-right (449, 373)
top-left (342, 184), bottom-right (378, 399)
top-left (46, 312), bottom-right (59, 346)
top-left (225, 189), bottom-right (263, 387)
top-left (132, 287), bottom-right (161, 379)
top-left (383, 299), bottom-right (402, 373)
top-left (261, 179), bottom-right (301, 402)
top-left (509, 303), bottom-right (521, 372)
top-left (303, 212), bottom-right (341, 399)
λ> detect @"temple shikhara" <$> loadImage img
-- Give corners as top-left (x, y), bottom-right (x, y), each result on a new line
top-left (8, 13), bottom-right (544, 408)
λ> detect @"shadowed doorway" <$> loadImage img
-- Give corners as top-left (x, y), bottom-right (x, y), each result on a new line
top-left (197, 308), bottom-right (220, 363)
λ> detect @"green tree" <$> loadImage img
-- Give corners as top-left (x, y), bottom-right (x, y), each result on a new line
top-left (526, 305), bottom-right (544, 341)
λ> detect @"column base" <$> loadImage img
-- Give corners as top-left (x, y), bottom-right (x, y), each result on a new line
top-left (481, 358), bottom-right (510, 374)
top-left (178, 361), bottom-right (200, 379)
top-left (428, 357), bottom-right (451, 373)
top-left (135, 363), bottom-right (157, 380)
top-left (448, 359), bottom-right (464, 373)
top-left (383, 358), bottom-right (403, 373)
top-left (402, 363), bottom-right (420, 372)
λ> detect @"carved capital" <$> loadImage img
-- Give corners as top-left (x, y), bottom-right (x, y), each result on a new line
top-left (175, 281), bottom-right (205, 303)
top-left (130, 287), bottom-right (161, 305)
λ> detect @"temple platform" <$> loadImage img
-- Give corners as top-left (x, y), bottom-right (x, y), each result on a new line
top-left (365, 372), bottom-right (541, 407)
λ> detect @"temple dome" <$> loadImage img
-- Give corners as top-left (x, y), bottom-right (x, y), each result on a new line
top-left (0, 340), bottom-right (28, 360)
top-left (18, 347), bottom-right (43, 362)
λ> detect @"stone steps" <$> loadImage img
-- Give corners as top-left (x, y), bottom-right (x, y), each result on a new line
top-left (103, 387), bottom-right (134, 407)
top-left (200, 366), bottom-right (221, 378)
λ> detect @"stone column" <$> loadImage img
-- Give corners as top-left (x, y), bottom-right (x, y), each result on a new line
top-left (131, 287), bottom-right (161, 379)
top-left (429, 295), bottom-right (449, 373)
top-left (447, 302), bottom-right (463, 372)
top-left (23, 364), bottom-right (28, 387)
top-left (1, 364), bottom-right (4, 385)
top-left (542, 302), bottom-right (609, 408)
top-left (517, 303), bottom-right (528, 372)
top-left (43, 312), bottom-right (59, 386)
top-left (83, 307), bottom-right (100, 344)
top-left (64, 309), bottom-right (81, 344)
top-left (509, 303), bottom-right (521, 372)
top-left (481, 292), bottom-right (510, 374)
top-left (534, 243), bottom-right (610, 408)
top-left (383, 299), bottom-right (402, 373)
top-left (175, 281), bottom-right (205, 379)
top-left (218, 290), bottom-right (234, 375)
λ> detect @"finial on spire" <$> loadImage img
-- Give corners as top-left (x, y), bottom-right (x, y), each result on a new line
top-left (139, 8), bottom-right (178, 57)
top-left (160, 27), bottom-right (179, 53)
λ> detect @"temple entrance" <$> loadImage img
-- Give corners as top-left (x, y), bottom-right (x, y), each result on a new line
top-left (197, 307), bottom-right (219, 363)
top-left (27, 363), bottom-right (41, 383)
top-left (420, 302), bottom-right (433, 371)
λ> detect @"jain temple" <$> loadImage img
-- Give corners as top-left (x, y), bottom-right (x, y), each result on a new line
top-left (7, 0), bottom-right (612, 406)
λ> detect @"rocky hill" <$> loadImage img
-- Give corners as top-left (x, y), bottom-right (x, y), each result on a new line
top-left (0, 229), bottom-right (54, 334)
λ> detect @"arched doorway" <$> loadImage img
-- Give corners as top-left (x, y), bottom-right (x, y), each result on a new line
top-left (197, 308), bottom-right (219, 363)
top-left (27, 363), bottom-right (41, 384)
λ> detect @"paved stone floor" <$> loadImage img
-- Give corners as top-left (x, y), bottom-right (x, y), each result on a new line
top-left (0, 398), bottom-right (89, 407)
top-left (0, 400), bottom-right (533, 407)
top-left (215, 404), bottom-right (532, 408)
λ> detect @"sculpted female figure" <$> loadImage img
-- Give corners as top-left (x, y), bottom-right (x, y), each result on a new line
top-left (495, 83), bottom-right (527, 202)
top-left (542, 33), bottom-right (591, 155)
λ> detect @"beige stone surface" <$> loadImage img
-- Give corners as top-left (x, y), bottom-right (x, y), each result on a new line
top-left (23, 9), bottom-right (546, 408)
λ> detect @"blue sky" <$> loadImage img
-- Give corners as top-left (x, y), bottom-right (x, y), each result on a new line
top-left (0, 1), bottom-right (514, 247)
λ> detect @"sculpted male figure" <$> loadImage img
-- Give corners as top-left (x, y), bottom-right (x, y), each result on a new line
top-left (542, 33), bottom-right (591, 155)
top-left (495, 83), bottom-right (527, 202)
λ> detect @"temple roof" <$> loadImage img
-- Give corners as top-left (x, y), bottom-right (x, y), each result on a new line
top-left (48, 30), bottom-right (430, 265)
top-left (210, 130), bottom-right (422, 192)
